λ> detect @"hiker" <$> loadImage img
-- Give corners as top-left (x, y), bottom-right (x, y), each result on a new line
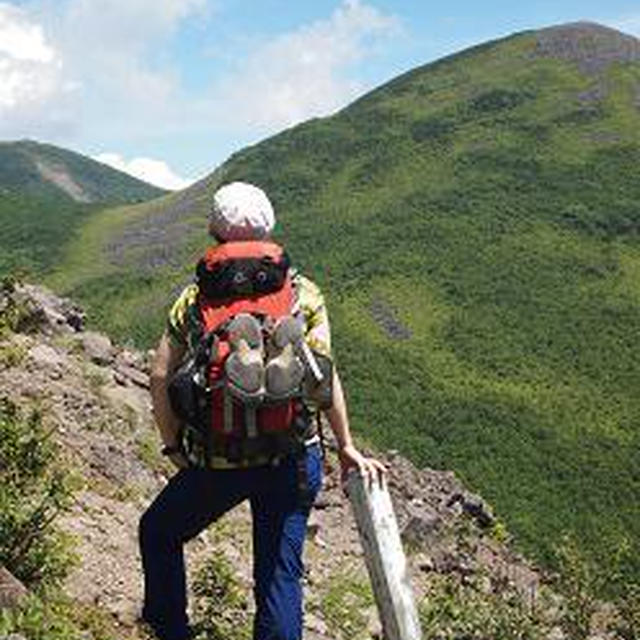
top-left (139, 181), bottom-right (385, 640)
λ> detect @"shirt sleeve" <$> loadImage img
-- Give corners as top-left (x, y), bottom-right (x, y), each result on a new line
top-left (295, 274), bottom-right (332, 358)
top-left (167, 284), bottom-right (199, 349)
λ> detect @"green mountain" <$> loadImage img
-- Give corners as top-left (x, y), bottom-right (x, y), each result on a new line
top-left (0, 140), bottom-right (166, 275)
top-left (48, 22), bottom-right (640, 578)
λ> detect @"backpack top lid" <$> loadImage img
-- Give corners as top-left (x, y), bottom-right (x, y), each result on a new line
top-left (196, 240), bottom-right (294, 332)
top-left (201, 240), bottom-right (286, 267)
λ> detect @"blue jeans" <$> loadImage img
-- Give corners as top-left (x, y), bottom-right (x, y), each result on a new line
top-left (139, 444), bottom-right (323, 640)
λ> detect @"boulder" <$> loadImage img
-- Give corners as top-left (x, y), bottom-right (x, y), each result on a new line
top-left (82, 331), bottom-right (114, 365)
top-left (19, 284), bottom-right (85, 333)
top-left (0, 565), bottom-right (28, 609)
top-left (401, 513), bottom-right (442, 548)
top-left (28, 344), bottom-right (67, 370)
top-left (115, 349), bottom-right (148, 373)
top-left (115, 364), bottom-right (150, 389)
top-left (447, 492), bottom-right (495, 529)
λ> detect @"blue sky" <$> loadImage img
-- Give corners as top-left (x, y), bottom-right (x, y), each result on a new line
top-left (1, 0), bottom-right (639, 189)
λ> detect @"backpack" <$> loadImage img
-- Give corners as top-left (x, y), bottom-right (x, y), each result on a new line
top-left (169, 240), bottom-right (332, 466)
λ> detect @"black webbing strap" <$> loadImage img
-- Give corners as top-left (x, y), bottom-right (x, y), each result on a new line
top-left (316, 410), bottom-right (326, 462)
top-left (295, 444), bottom-right (313, 510)
top-left (209, 432), bottom-right (296, 463)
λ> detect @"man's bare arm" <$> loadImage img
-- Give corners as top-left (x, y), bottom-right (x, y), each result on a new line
top-left (150, 331), bottom-right (188, 467)
top-left (325, 369), bottom-right (386, 484)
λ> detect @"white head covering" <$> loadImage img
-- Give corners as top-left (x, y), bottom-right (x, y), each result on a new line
top-left (208, 181), bottom-right (275, 241)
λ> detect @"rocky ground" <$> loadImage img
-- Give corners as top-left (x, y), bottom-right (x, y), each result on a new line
top-left (1, 283), bottom-right (561, 640)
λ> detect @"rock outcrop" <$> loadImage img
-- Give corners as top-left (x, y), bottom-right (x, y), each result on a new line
top-left (0, 566), bottom-right (28, 610)
top-left (0, 282), bottom-right (551, 639)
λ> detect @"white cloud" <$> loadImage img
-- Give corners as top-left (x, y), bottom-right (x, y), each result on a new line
top-left (0, 3), bottom-right (55, 61)
top-left (0, 0), bottom-right (208, 140)
top-left (94, 152), bottom-right (194, 191)
top-left (0, 3), bottom-right (67, 118)
top-left (0, 0), bottom-right (400, 172)
top-left (612, 15), bottom-right (640, 38)
top-left (65, 0), bottom-right (207, 47)
top-left (54, 0), bottom-right (207, 122)
top-left (211, 0), bottom-right (401, 130)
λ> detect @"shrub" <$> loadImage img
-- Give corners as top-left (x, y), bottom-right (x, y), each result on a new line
top-left (469, 89), bottom-right (532, 113)
top-left (411, 115), bottom-right (457, 143)
top-left (191, 554), bottom-right (251, 640)
top-left (0, 594), bottom-right (82, 640)
top-left (554, 535), bottom-right (600, 639)
top-left (554, 534), bottom-right (640, 639)
top-left (0, 341), bottom-right (27, 367)
top-left (319, 571), bottom-right (374, 640)
top-left (0, 398), bottom-right (75, 590)
top-left (0, 593), bottom-right (131, 640)
top-left (419, 573), bottom-right (552, 639)
top-left (615, 582), bottom-right (640, 640)
top-left (604, 539), bottom-right (640, 640)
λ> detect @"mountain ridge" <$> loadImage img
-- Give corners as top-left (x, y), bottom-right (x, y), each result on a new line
top-left (0, 139), bottom-right (166, 204)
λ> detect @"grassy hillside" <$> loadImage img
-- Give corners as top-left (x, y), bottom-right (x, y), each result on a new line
top-left (0, 140), bottom-right (166, 276)
top-left (48, 23), bottom-right (640, 578)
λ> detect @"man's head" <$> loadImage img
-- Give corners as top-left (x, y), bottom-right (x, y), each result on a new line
top-left (208, 181), bottom-right (275, 242)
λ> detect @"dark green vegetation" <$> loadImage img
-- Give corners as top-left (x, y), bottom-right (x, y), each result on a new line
top-left (419, 573), bottom-right (554, 639)
top-left (0, 397), bottom-right (80, 639)
top-left (0, 398), bottom-right (139, 639)
top-left (0, 140), bottom-right (165, 276)
top-left (0, 398), bottom-right (75, 589)
top-left (39, 23), bottom-right (640, 580)
top-left (191, 555), bottom-right (252, 639)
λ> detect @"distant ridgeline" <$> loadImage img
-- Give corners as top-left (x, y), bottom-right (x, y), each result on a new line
top-left (0, 140), bottom-right (166, 276)
top-left (38, 23), bottom-right (640, 580)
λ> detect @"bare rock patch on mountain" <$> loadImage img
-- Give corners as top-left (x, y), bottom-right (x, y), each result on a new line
top-left (536, 21), bottom-right (640, 74)
top-left (34, 159), bottom-right (93, 203)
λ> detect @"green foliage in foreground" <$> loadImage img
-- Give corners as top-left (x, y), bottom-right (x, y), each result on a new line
top-left (319, 571), bottom-right (374, 640)
top-left (0, 595), bottom-right (83, 640)
top-left (554, 535), bottom-right (640, 639)
top-left (192, 554), bottom-right (252, 640)
top-left (43, 26), bottom-right (640, 581)
top-left (419, 535), bottom-right (640, 639)
top-left (420, 574), bottom-right (553, 640)
top-left (0, 397), bottom-right (89, 639)
top-left (0, 593), bottom-right (139, 640)
top-left (0, 398), bottom-right (75, 590)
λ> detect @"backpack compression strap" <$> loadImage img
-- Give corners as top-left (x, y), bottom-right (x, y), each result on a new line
top-left (199, 277), bottom-right (294, 334)
top-left (197, 241), bottom-right (290, 301)
top-left (197, 241), bottom-right (294, 332)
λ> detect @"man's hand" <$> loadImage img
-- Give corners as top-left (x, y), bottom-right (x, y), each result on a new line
top-left (167, 451), bottom-right (190, 470)
top-left (338, 444), bottom-right (386, 489)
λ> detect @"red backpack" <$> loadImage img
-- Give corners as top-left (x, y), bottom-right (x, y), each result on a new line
top-left (170, 240), bottom-right (313, 465)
